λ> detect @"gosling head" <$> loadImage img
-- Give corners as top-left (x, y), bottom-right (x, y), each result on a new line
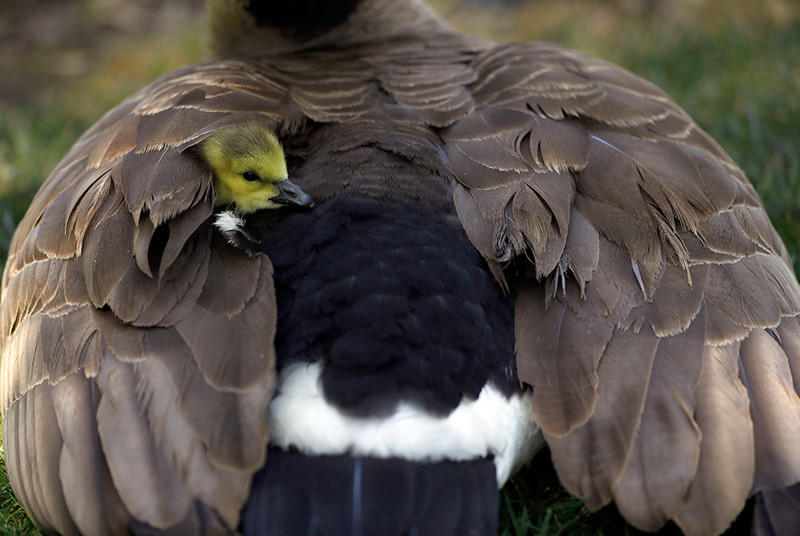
top-left (199, 123), bottom-right (314, 214)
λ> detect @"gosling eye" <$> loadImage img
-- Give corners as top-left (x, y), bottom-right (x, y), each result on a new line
top-left (241, 171), bottom-right (262, 183)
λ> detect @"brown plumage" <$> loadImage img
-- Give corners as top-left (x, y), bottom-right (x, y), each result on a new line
top-left (2, 1), bottom-right (799, 534)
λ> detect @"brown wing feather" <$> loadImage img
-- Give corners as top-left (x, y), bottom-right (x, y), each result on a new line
top-left (514, 279), bottom-right (612, 436)
top-left (95, 355), bottom-right (194, 528)
top-left (4, 383), bottom-right (78, 536)
top-left (674, 342), bottom-right (754, 536)
top-left (453, 40), bottom-right (800, 534)
top-left (612, 313), bottom-right (705, 531)
top-left (52, 372), bottom-right (132, 536)
top-left (740, 327), bottom-right (800, 491)
top-left (0, 60), bottom-right (291, 532)
top-left (546, 323), bottom-right (659, 511)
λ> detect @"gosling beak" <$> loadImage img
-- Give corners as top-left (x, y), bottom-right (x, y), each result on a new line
top-left (272, 179), bottom-right (315, 209)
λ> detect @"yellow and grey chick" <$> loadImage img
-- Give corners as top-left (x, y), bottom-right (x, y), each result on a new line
top-left (199, 122), bottom-right (314, 213)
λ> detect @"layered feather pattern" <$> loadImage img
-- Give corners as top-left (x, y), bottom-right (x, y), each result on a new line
top-left (444, 39), bottom-right (800, 536)
top-left (2, 3), bottom-right (800, 535)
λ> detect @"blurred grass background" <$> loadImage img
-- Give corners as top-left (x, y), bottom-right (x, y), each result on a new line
top-left (0, 0), bottom-right (798, 534)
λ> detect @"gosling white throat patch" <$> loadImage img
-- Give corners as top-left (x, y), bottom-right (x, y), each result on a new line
top-left (214, 210), bottom-right (261, 254)
top-left (214, 210), bottom-right (246, 236)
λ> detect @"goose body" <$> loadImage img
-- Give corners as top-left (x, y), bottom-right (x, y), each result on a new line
top-left (2, 1), bottom-right (800, 535)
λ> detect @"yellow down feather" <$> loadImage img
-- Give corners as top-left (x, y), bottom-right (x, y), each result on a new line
top-left (200, 123), bottom-right (290, 213)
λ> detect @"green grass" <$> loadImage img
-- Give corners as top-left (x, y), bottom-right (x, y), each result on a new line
top-left (1, 0), bottom-right (799, 534)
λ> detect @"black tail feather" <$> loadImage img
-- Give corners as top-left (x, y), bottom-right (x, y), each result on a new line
top-left (241, 447), bottom-right (499, 536)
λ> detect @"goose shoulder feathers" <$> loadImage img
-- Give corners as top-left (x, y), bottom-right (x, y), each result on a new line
top-left (2, 1), bottom-right (800, 535)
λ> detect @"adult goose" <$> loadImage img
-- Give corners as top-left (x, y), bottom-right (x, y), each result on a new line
top-left (2, 0), bottom-right (800, 534)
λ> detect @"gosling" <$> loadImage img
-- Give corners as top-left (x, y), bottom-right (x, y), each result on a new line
top-left (199, 123), bottom-right (313, 253)
top-left (199, 122), bottom-right (314, 213)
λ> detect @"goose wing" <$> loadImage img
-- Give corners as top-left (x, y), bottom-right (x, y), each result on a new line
top-left (0, 60), bottom-right (294, 534)
top-left (443, 41), bottom-right (800, 535)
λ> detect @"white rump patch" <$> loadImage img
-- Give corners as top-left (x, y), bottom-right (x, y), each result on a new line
top-left (267, 362), bottom-right (543, 486)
